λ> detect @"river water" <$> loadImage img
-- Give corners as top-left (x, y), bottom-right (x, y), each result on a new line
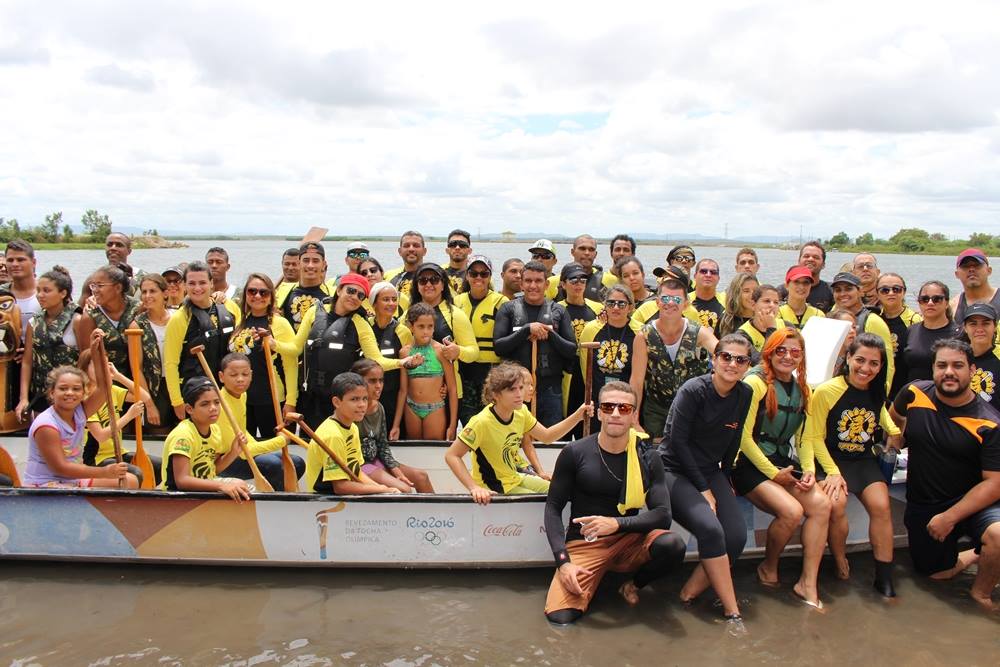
top-left (3, 239), bottom-right (995, 665)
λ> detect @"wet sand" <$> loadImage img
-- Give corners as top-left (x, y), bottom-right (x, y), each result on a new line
top-left (2, 553), bottom-right (997, 665)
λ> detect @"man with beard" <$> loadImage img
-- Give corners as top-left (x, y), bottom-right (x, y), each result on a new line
top-left (444, 229), bottom-right (472, 294)
top-left (385, 231), bottom-right (428, 301)
top-left (548, 234), bottom-right (617, 302)
top-left (104, 232), bottom-right (144, 294)
top-left (500, 258), bottom-right (523, 301)
top-left (543, 381), bottom-right (685, 624)
top-left (952, 248), bottom-right (1000, 322)
top-left (275, 247), bottom-right (301, 292)
top-left (889, 339), bottom-right (1000, 611)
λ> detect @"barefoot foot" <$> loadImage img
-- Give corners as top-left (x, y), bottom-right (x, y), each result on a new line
top-left (757, 563), bottom-right (780, 588)
top-left (619, 581), bottom-right (640, 606)
top-left (834, 556), bottom-right (850, 580)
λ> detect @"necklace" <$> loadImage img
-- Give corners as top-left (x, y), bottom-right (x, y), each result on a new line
top-left (596, 439), bottom-right (623, 482)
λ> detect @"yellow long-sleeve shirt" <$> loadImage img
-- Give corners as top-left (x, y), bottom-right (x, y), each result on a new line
top-left (163, 300), bottom-right (243, 407)
top-left (219, 387), bottom-right (288, 458)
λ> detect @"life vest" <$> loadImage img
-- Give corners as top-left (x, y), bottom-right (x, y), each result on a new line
top-left (512, 297), bottom-right (554, 330)
top-left (458, 291), bottom-right (506, 364)
top-left (552, 268), bottom-right (610, 302)
top-left (179, 302), bottom-right (236, 381)
top-left (432, 303), bottom-right (456, 343)
top-left (738, 317), bottom-right (786, 351)
top-left (746, 367), bottom-right (805, 458)
top-left (642, 320), bottom-right (710, 404)
top-left (304, 300), bottom-right (361, 394)
top-left (30, 307), bottom-right (80, 397)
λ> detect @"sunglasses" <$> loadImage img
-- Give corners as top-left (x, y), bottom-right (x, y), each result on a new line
top-left (359, 267), bottom-right (380, 276)
top-left (659, 294), bottom-right (684, 305)
top-left (447, 240), bottom-right (470, 249)
top-left (565, 276), bottom-right (588, 284)
top-left (342, 285), bottom-right (365, 298)
top-left (918, 294), bottom-right (947, 304)
top-left (698, 268), bottom-right (720, 276)
top-left (532, 252), bottom-right (555, 261)
top-left (417, 275), bottom-right (442, 286)
top-left (467, 269), bottom-right (491, 279)
top-left (854, 262), bottom-right (877, 270)
top-left (165, 277), bottom-right (181, 285)
top-left (347, 250), bottom-right (369, 259)
top-left (673, 254), bottom-right (695, 263)
top-left (605, 300), bottom-right (629, 309)
top-left (773, 346), bottom-right (802, 359)
top-left (246, 287), bottom-right (272, 297)
top-left (599, 402), bottom-right (635, 415)
top-left (717, 351), bottom-right (751, 365)
top-left (877, 286), bottom-right (905, 295)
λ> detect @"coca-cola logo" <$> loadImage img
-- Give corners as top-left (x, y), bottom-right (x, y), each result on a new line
top-left (482, 523), bottom-right (523, 537)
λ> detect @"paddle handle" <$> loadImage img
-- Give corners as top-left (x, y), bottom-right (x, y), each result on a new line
top-left (582, 343), bottom-right (597, 437)
top-left (530, 338), bottom-right (538, 418)
top-left (262, 335), bottom-right (298, 492)
top-left (285, 414), bottom-right (362, 484)
top-left (189, 345), bottom-right (275, 493)
top-left (123, 328), bottom-right (155, 489)
top-left (92, 338), bottom-right (125, 489)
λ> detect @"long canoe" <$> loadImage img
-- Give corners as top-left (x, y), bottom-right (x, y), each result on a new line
top-left (0, 439), bottom-right (908, 568)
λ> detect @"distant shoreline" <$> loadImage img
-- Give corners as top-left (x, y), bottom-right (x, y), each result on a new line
top-left (156, 235), bottom-right (973, 257)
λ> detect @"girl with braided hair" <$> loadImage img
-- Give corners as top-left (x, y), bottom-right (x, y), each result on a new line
top-left (228, 272), bottom-right (299, 439)
top-left (730, 327), bottom-right (832, 608)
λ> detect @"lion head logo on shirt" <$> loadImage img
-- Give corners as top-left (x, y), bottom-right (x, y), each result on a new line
top-left (229, 328), bottom-right (255, 355)
top-left (972, 368), bottom-right (995, 402)
top-left (290, 294), bottom-right (317, 323)
top-left (597, 339), bottom-right (629, 374)
top-left (697, 309), bottom-right (719, 330)
top-left (836, 407), bottom-right (876, 452)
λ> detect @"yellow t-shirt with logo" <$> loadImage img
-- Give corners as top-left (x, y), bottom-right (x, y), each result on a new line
top-left (160, 419), bottom-right (228, 489)
top-left (458, 404), bottom-right (538, 494)
top-left (88, 385), bottom-right (130, 464)
top-left (305, 417), bottom-right (365, 493)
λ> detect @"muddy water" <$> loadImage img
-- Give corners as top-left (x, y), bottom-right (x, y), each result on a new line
top-left (2, 555), bottom-right (997, 665)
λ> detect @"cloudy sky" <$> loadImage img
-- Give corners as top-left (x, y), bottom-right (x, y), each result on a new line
top-left (2, 1), bottom-right (999, 240)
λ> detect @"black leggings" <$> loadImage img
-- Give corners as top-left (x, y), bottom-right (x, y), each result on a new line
top-left (0, 473), bottom-right (12, 487)
top-left (545, 532), bottom-right (686, 625)
top-left (99, 453), bottom-right (164, 487)
top-left (665, 469), bottom-right (747, 561)
top-left (246, 402), bottom-right (279, 440)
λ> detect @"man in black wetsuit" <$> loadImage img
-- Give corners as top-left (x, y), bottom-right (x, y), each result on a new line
top-left (543, 381), bottom-right (686, 624)
top-left (494, 261), bottom-right (578, 426)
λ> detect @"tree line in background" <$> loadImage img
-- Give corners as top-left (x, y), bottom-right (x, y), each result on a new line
top-left (826, 228), bottom-right (999, 253)
top-left (0, 210), bottom-right (162, 244)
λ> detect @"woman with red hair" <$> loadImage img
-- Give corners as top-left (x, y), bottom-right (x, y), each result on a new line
top-left (731, 327), bottom-right (833, 608)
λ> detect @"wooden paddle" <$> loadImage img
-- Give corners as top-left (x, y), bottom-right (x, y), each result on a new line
top-left (530, 338), bottom-right (538, 419)
top-left (0, 445), bottom-right (20, 486)
top-left (301, 227), bottom-right (328, 244)
top-left (283, 412), bottom-right (362, 483)
top-left (580, 341), bottom-right (600, 437)
top-left (189, 344), bottom-right (275, 493)
top-left (261, 335), bottom-right (298, 491)
top-left (92, 337), bottom-right (125, 489)
top-left (123, 328), bottom-right (155, 489)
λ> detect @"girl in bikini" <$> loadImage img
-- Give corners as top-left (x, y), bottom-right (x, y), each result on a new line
top-left (394, 303), bottom-right (458, 441)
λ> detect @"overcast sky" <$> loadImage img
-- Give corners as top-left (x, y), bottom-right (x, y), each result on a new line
top-left (2, 1), bottom-right (999, 240)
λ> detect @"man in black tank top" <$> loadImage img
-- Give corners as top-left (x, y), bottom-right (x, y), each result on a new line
top-left (953, 248), bottom-right (1000, 323)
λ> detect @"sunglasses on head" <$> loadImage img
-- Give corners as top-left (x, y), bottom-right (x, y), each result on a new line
top-left (467, 269), bottom-right (491, 279)
top-left (532, 252), bottom-right (554, 261)
top-left (659, 294), bottom-right (684, 305)
top-left (717, 351), bottom-right (751, 365)
top-left (773, 345), bottom-right (802, 359)
top-left (877, 285), bottom-right (904, 295)
top-left (447, 240), bottom-right (470, 249)
top-left (698, 268), bottom-right (720, 276)
top-left (246, 287), bottom-right (271, 297)
top-left (599, 402), bottom-right (635, 415)
top-left (605, 299), bottom-right (629, 309)
top-left (342, 285), bottom-right (365, 298)
top-left (918, 294), bottom-right (946, 304)
top-left (417, 274), bottom-right (442, 285)
top-left (347, 250), bottom-right (369, 259)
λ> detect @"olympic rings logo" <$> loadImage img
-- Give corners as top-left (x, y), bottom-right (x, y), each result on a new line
top-left (423, 530), bottom-right (443, 546)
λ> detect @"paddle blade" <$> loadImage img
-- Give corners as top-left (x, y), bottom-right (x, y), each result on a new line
top-left (301, 227), bottom-right (328, 244)
top-left (132, 445), bottom-right (156, 490)
top-left (281, 447), bottom-right (299, 492)
top-left (0, 445), bottom-right (21, 486)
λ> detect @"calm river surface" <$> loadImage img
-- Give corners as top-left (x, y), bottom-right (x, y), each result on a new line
top-left (3, 239), bottom-right (994, 665)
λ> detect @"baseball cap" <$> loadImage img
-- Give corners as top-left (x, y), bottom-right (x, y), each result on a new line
top-left (560, 262), bottom-right (589, 281)
top-left (347, 242), bottom-right (369, 253)
top-left (467, 254), bottom-right (493, 272)
top-left (831, 272), bottom-right (861, 288)
top-left (162, 265), bottom-right (182, 278)
top-left (666, 245), bottom-right (696, 263)
top-left (529, 239), bottom-right (556, 255)
top-left (785, 265), bottom-right (816, 284)
top-left (299, 241), bottom-right (326, 257)
top-left (962, 302), bottom-right (998, 322)
top-left (652, 264), bottom-right (689, 282)
top-left (338, 272), bottom-right (370, 297)
top-left (956, 248), bottom-right (989, 267)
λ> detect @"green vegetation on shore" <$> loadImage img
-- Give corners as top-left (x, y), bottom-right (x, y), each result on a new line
top-left (826, 228), bottom-right (998, 256)
top-left (0, 210), bottom-right (185, 249)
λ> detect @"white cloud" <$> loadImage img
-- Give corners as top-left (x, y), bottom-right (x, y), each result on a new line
top-left (0, 0), bottom-right (999, 240)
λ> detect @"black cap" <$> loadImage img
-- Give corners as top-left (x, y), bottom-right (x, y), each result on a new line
top-left (653, 265), bottom-right (690, 284)
top-left (182, 376), bottom-right (216, 405)
top-left (560, 262), bottom-right (589, 281)
top-left (831, 272), bottom-right (861, 288)
top-left (962, 302), bottom-right (998, 322)
top-left (415, 262), bottom-right (446, 280)
top-left (299, 241), bottom-right (326, 257)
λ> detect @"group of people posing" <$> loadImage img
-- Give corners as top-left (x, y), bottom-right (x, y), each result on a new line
top-left (3, 230), bottom-right (1000, 628)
